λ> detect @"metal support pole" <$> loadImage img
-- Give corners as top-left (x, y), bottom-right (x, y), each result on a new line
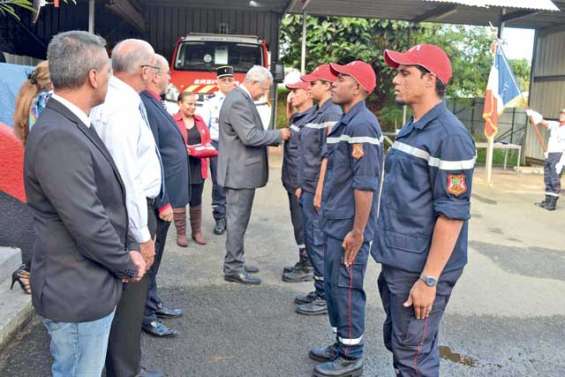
top-left (88, 0), bottom-right (95, 33)
top-left (300, 12), bottom-right (307, 74)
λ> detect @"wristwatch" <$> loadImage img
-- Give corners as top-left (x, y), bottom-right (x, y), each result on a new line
top-left (419, 274), bottom-right (438, 288)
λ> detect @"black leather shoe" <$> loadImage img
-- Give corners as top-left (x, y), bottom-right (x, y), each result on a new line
top-left (224, 271), bottom-right (261, 285)
top-left (313, 357), bottom-right (364, 377)
top-left (295, 291), bottom-right (317, 305)
top-left (309, 343), bottom-right (339, 363)
top-left (156, 304), bottom-right (183, 319)
top-left (137, 368), bottom-right (164, 377)
top-left (296, 296), bottom-right (328, 316)
top-left (244, 264), bottom-right (259, 274)
top-left (214, 218), bottom-right (226, 235)
top-left (142, 320), bottom-right (178, 337)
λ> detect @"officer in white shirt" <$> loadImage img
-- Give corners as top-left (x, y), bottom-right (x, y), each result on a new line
top-left (528, 108), bottom-right (565, 211)
top-left (91, 39), bottom-right (164, 377)
top-left (198, 66), bottom-right (236, 234)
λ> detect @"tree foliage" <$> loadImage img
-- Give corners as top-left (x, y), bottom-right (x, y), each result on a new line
top-left (280, 15), bottom-right (531, 113)
top-left (0, 0), bottom-right (74, 20)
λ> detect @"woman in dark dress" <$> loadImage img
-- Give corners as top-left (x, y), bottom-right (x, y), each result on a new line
top-left (173, 92), bottom-right (212, 247)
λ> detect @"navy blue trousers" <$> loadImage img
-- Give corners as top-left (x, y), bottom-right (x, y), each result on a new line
top-left (300, 191), bottom-right (325, 297)
top-left (378, 266), bottom-right (463, 377)
top-left (544, 152), bottom-right (563, 196)
top-left (210, 140), bottom-right (226, 220)
top-left (324, 235), bottom-right (369, 360)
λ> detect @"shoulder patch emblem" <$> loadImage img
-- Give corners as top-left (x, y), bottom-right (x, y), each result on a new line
top-left (352, 143), bottom-right (365, 160)
top-left (447, 174), bottom-right (467, 196)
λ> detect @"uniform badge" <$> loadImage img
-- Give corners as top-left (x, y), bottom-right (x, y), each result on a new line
top-left (447, 174), bottom-right (467, 196)
top-left (352, 143), bottom-right (365, 160)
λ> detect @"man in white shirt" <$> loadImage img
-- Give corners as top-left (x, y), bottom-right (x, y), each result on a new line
top-left (197, 65), bottom-right (236, 235)
top-left (528, 108), bottom-right (565, 210)
top-left (91, 39), bottom-right (163, 377)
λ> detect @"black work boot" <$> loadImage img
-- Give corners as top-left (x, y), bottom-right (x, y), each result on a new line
top-left (282, 265), bottom-right (314, 282)
top-left (545, 196), bottom-right (558, 211)
top-left (283, 248), bottom-right (310, 273)
top-left (535, 195), bottom-right (550, 208)
top-left (213, 218), bottom-right (226, 235)
top-left (309, 343), bottom-right (339, 363)
top-left (296, 295), bottom-right (328, 316)
top-left (313, 357), bottom-right (364, 377)
top-left (295, 290), bottom-right (317, 305)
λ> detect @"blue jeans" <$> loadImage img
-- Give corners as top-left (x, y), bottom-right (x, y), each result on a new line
top-left (42, 309), bottom-right (116, 377)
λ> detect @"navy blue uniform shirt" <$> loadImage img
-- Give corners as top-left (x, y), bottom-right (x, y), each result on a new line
top-left (297, 100), bottom-right (342, 193)
top-left (372, 102), bottom-right (476, 273)
top-left (320, 101), bottom-right (384, 241)
top-left (282, 106), bottom-right (317, 192)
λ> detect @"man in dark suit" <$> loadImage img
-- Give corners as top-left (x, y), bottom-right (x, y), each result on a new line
top-left (140, 54), bottom-right (189, 337)
top-left (218, 65), bottom-right (291, 285)
top-left (24, 31), bottom-right (146, 377)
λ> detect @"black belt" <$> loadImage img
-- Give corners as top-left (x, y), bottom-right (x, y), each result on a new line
top-left (147, 197), bottom-right (156, 207)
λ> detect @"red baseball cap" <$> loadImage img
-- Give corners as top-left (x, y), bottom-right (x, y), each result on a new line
top-left (384, 44), bottom-right (452, 85)
top-left (286, 78), bottom-right (310, 90)
top-left (329, 61), bottom-right (377, 94)
top-left (302, 64), bottom-right (337, 83)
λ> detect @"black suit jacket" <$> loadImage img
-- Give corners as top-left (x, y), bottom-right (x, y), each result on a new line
top-left (140, 91), bottom-right (190, 209)
top-left (24, 98), bottom-right (137, 322)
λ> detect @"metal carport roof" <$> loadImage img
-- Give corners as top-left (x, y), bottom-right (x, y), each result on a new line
top-left (286, 0), bottom-right (565, 30)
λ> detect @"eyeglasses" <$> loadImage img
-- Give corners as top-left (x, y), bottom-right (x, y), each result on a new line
top-left (141, 64), bottom-right (161, 72)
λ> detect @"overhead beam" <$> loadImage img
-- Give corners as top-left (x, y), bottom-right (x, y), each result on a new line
top-left (411, 4), bottom-right (457, 23)
top-left (500, 9), bottom-right (539, 23)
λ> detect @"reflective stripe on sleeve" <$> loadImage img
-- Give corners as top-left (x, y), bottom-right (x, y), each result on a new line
top-left (392, 141), bottom-right (475, 171)
top-left (326, 135), bottom-right (384, 145)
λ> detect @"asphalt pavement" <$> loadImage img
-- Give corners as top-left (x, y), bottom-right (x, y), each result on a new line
top-left (1, 152), bottom-right (564, 377)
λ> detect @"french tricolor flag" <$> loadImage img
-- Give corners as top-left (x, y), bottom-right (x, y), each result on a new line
top-left (482, 43), bottom-right (526, 139)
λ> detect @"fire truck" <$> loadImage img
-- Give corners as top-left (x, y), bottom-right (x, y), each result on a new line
top-left (169, 33), bottom-right (271, 103)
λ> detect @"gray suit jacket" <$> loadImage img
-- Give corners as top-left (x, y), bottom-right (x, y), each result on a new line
top-left (24, 98), bottom-right (137, 323)
top-left (217, 87), bottom-right (281, 189)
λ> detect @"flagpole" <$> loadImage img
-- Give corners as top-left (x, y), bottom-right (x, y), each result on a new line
top-left (486, 136), bottom-right (494, 184)
top-left (485, 12), bottom-right (506, 185)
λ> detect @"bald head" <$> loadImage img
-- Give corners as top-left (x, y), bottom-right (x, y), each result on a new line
top-left (112, 39), bottom-right (155, 74)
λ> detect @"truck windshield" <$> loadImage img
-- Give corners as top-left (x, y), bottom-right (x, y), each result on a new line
top-left (174, 41), bottom-right (262, 72)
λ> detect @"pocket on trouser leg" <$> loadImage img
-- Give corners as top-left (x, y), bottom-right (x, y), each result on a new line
top-left (400, 294), bottom-right (448, 355)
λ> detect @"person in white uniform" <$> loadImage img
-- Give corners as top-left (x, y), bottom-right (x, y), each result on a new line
top-left (527, 108), bottom-right (565, 210)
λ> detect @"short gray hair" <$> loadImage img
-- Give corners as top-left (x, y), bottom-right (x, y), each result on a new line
top-left (154, 54), bottom-right (169, 70)
top-left (112, 39), bottom-right (155, 74)
top-left (244, 65), bottom-right (273, 85)
top-left (47, 31), bottom-right (107, 90)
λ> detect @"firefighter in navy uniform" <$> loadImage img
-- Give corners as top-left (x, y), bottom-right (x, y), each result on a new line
top-left (198, 66), bottom-right (236, 235)
top-left (309, 61), bottom-right (383, 377)
top-left (294, 64), bottom-right (342, 316)
top-left (281, 77), bottom-right (317, 283)
top-left (373, 44), bottom-right (476, 377)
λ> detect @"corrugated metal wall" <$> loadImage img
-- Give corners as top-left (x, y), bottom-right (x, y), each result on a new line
top-left (0, 1), bottom-right (140, 60)
top-left (144, 5), bottom-right (282, 64)
top-left (526, 29), bottom-right (565, 162)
